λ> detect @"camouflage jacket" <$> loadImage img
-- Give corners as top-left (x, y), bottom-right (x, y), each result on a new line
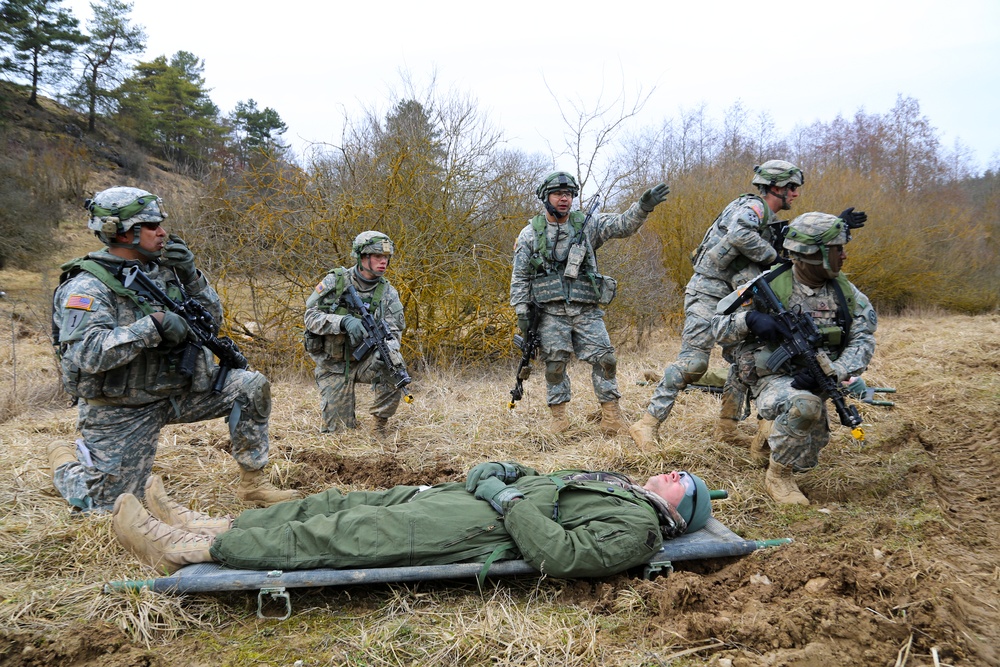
top-left (53, 250), bottom-right (221, 405)
top-left (303, 267), bottom-right (405, 364)
top-left (712, 266), bottom-right (877, 384)
top-left (510, 202), bottom-right (649, 317)
top-left (688, 194), bottom-right (780, 299)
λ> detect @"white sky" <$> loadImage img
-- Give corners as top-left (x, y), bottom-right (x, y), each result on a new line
top-left (63, 0), bottom-right (1000, 171)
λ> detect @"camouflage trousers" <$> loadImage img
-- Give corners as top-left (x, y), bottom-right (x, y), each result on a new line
top-left (646, 291), bottom-right (748, 422)
top-left (52, 369), bottom-right (271, 513)
top-left (314, 352), bottom-right (402, 432)
top-left (753, 374), bottom-right (829, 470)
top-left (538, 308), bottom-right (620, 405)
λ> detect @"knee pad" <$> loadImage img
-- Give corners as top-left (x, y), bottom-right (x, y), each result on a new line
top-left (786, 394), bottom-right (824, 432)
top-left (545, 361), bottom-right (568, 385)
top-left (243, 372), bottom-right (272, 423)
top-left (676, 354), bottom-right (709, 385)
top-left (593, 351), bottom-right (617, 380)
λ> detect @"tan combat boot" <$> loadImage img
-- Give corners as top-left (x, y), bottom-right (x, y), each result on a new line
top-left (765, 457), bottom-right (809, 506)
top-left (549, 403), bottom-right (570, 434)
top-left (237, 468), bottom-right (303, 507)
top-left (628, 412), bottom-right (661, 450)
top-left (713, 418), bottom-right (751, 447)
top-left (598, 400), bottom-right (628, 436)
top-left (749, 420), bottom-right (773, 467)
top-left (112, 493), bottom-right (214, 574)
top-left (144, 475), bottom-right (232, 537)
top-left (47, 441), bottom-right (77, 476)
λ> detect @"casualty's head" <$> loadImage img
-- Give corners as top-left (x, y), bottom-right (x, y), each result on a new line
top-left (536, 171), bottom-right (579, 221)
top-left (85, 186), bottom-right (168, 259)
top-left (752, 160), bottom-right (804, 212)
top-left (644, 470), bottom-right (712, 532)
top-left (352, 230), bottom-right (394, 280)
top-left (784, 211), bottom-right (849, 279)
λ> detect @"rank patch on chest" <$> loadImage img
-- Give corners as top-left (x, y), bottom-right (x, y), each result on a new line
top-left (65, 294), bottom-right (94, 310)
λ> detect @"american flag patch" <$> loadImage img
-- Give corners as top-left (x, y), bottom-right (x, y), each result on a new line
top-left (65, 294), bottom-right (94, 310)
top-left (315, 282), bottom-right (325, 293)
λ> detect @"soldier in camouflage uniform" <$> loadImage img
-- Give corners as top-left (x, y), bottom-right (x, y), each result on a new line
top-left (629, 160), bottom-right (805, 450)
top-left (511, 172), bottom-right (670, 435)
top-left (712, 212), bottom-right (877, 505)
top-left (304, 231), bottom-right (407, 434)
top-left (47, 186), bottom-right (301, 513)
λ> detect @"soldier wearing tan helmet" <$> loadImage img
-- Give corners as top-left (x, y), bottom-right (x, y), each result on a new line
top-left (304, 231), bottom-right (408, 434)
top-left (712, 212), bottom-right (877, 505)
top-left (511, 171), bottom-right (670, 435)
top-left (48, 186), bottom-right (301, 513)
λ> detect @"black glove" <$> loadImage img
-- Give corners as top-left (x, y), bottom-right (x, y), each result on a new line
top-left (473, 477), bottom-right (525, 514)
top-left (639, 182), bottom-right (670, 212)
top-left (341, 316), bottom-right (366, 347)
top-left (161, 234), bottom-right (198, 284)
top-left (838, 207), bottom-right (867, 229)
top-left (791, 371), bottom-right (822, 392)
top-left (745, 311), bottom-right (790, 343)
top-left (465, 462), bottom-right (525, 492)
top-left (157, 311), bottom-right (193, 347)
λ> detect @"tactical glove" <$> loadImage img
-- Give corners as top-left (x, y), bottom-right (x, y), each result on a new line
top-left (639, 182), bottom-right (670, 212)
top-left (465, 462), bottom-right (526, 492)
top-left (517, 314), bottom-right (530, 338)
top-left (161, 234), bottom-right (198, 284)
top-left (745, 311), bottom-right (790, 343)
top-left (474, 477), bottom-right (525, 514)
top-left (791, 371), bottom-right (822, 392)
top-left (844, 376), bottom-right (867, 398)
top-left (341, 316), bottom-right (366, 348)
top-left (838, 207), bottom-right (867, 229)
top-left (157, 311), bottom-right (193, 347)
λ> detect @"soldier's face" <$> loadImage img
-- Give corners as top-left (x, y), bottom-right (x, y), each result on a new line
top-left (359, 253), bottom-right (390, 279)
top-left (547, 190), bottom-right (574, 218)
top-left (827, 245), bottom-right (846, 274)
top-left (643, 471), bottom-right (687, 507)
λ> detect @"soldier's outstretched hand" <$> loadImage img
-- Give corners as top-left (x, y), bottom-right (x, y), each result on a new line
top-left (639, 182), bottom-right (670, 212)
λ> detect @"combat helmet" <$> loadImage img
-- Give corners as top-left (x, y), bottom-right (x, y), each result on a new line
top-left (536, 171), bottom-right (579, 218)
top-left (85, 186), bottom-right (167, 256)
top-left (752, 160), bottom-right (804, 188)
top-left (783, 212), bottom-right (848, 272)
top-left (352, 230), bottom-right (394, 265)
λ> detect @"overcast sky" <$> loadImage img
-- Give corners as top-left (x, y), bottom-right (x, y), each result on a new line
top-left (62, 0), bottom-right (1000, 172)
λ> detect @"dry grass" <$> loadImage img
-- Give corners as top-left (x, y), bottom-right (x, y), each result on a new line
top-left (1, 296), bottom-right (998, 665)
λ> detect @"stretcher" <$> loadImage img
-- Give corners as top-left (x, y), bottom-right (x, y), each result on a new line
top-left (104, 516), bottom-right (791, 620)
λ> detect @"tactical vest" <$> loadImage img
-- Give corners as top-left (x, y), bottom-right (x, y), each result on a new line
top-left (304, 267), bottom-right (388, 359)
top-left (52, 258), bottom-right (182, 354)
top-left (767, 262), bottom-right (854, 358)
top-left (525, 213), bottom-right (616, 305)
top-left (53, 257), bottom-right (206, 402)
top-left (691, 194), bottom-right (772, 274)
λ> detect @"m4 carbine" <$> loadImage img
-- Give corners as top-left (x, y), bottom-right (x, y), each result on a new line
top-left (734, 272), bottom-right (865, 443)
top-left (343, 285), bottom-right (413, 403)
top-left (508, 303), bottom-right (541, 410)
top-left (121, 265), bottom-right (248, 393)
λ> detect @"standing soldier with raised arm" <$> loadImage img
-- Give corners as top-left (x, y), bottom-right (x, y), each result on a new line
top-left (510, 172), bottom-right (670, 435)
top-left (304, 231), bottom-right (407, 434)
top-left (629, 161), bottom-right (806, 450)
top-left (48, 186), bottom-right (301, 513)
